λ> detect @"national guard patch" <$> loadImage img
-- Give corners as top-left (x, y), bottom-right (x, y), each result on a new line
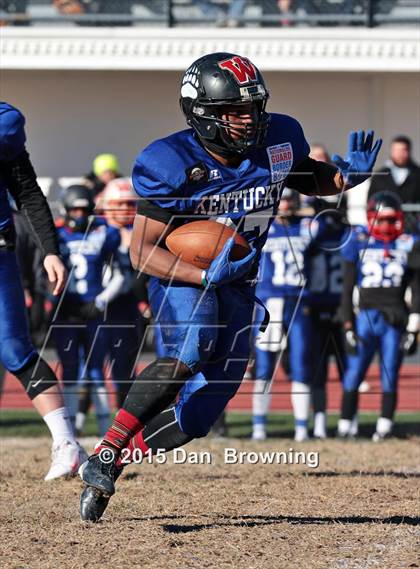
top-left (267, 143), bottom-right (293, 183)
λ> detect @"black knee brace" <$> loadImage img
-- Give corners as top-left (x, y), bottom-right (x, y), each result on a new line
top-left (341, 390), bottom-right (359, 420)
top-left (14, 356), bottom-right (58, 400)
top-left (123, 357), bottom-right (193, 425)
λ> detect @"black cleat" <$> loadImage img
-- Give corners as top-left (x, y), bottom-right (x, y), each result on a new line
top-left (80, 486), bottom-right (111, 522)
top-left (79, 452), bottom-right (118, 496)
top-left (79, 459), bottom-right (123, 523)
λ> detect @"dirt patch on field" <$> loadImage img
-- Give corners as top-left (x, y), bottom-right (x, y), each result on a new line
top-left (0, 437), bottom-right (419, 569)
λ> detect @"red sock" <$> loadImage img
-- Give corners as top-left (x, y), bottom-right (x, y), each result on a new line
top-left (116, 430), bottom-right (150, 468)
top-left (95, 409), bottom-right (143, 455)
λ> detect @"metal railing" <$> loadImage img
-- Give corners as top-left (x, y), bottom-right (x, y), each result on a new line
top-left (0, 0), bottom-right (418, 27)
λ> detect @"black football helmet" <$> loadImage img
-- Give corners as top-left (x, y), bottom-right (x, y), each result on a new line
top-left (180, 52), bottom-right (270, 157)
top-left (62, 184), bottom-right (95, 232)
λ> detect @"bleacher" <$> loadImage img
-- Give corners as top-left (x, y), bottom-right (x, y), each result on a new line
top-left (1, 0), bottom-right (419, 27)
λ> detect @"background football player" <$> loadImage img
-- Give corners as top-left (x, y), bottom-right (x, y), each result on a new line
top-left (307, 196), bottom-right (348, 439)
top-left (53, 184), bottom-right (124, 436)
top-left (78, 52), bottom-right (382, 522)
top-left (252, 189), bottom-right (316, 442)
top-left (338, 191), bottom-right (419, 440)
top-left (98, 177), bottom-right (146, 408)
top-left (0, 102), bottom-right (87, 480)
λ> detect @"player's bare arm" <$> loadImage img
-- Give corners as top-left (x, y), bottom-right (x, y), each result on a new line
top-left (130, 214), bottom-right (203, 285)
top-left (43, 254), bottom-right (66, 295)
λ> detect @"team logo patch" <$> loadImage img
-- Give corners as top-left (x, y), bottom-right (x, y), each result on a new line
top-left (209, 169), bottom-right (222, 181)
top-left (186, 163), bottom-right (208, 183)
top-left (218, 56), bottom-right (257, 85)
top-left (266, 143), bottom-right (293, 183)
top-left (181, 64), bottom-right (199, 99)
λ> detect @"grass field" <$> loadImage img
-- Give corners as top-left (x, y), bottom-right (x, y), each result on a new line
top-left (0, 412), bottom-right (419, 569)
top-left (1, 409), bottom-right (419, 439)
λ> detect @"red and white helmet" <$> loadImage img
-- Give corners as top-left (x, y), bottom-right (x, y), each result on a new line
top-left (98, 177), bottom-right (137, 227)
top-left (367, 191), bottom-right (404, 242)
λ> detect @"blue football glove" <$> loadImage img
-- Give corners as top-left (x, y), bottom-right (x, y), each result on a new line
top-left (203, 238), bottom-right (257, 287)
top-left (332, 130), bottom-right (382, 188)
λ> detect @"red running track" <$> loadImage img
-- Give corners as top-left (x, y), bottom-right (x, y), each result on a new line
top-left (1, 363), bottom-right (419, 412)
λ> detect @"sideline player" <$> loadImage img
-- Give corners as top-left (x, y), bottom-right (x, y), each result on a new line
top-left (0, 102), bottom-right (87, 480)
top-left (98, 178), bottom-right (143, 408)
top-left (79, 52), bottom-right (382, 521)
top-left (338, 191), bottom-right (419, 440)
top-left (308, 196), bottom-right (348, 438)
top-left (251, 189), bottom-right (316, 442)
top-left (53, 185), bottom-right (123, 436)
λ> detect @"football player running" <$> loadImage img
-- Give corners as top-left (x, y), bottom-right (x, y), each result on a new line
top-left (79, 52), bottom-right (382, 521)
top-left (338, 191), bottom-right (419, 440)
top-left (251, 189), bottom-right (317, 442)
top-left (53, 185), bottom-right (124, 437)
top-left (0, 102), bottom-right (87, 480)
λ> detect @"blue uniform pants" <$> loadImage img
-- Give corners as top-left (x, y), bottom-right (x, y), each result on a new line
top-left (343, 309), bottom-right (403, 392)
top-left (254, 295), bottom-right (312, 385)
top-left (0, 250), bottom-right (36, 371)
top-left (53, 321), bottom-right (109, 387)
top-left (148, 278), bottom-right (255, 437)
top-left (107, 295), bottom-right (141, 396)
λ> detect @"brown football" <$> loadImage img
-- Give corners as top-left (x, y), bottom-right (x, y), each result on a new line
top-left (165, 220), bottom-right (250, 269)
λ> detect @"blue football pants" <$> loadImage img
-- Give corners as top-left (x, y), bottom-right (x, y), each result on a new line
top-left (0, 250), bottom-right (36, 371)
top-left (53, 320), bottom-right (109, 387)
top-left (343, 309), bottom-right (403, 392)
top-left (148, 278), bottom-right (256, 437)
top-left (254, 295), bottom-right (313, 385)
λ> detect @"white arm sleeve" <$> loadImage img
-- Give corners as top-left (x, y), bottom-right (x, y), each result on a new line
top-left (95, 259), bottom-right (125, 310)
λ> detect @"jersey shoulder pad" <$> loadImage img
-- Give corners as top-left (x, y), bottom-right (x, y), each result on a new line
top-left (395, 233), bottom-right (415, 251)
top-left (353, 225), bottom-right (368, 241)
top-left (265, 113), bottom-right (310, 166)
top-left (300, 216), bottom-right (316, 239)
top-left (340, 225), bottom-right (365, 261)
top-left (0, 102), bottom-right (26, 162)
top-left (104, 224), bottom-right (121, 250)
top-left (132, 129), bottom-right (193, 196)
top-left (267, 223), bottom-right (276, 236)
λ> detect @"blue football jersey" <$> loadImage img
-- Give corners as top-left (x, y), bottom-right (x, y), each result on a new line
top-left (58, 221), bottom-right (121, 302)
top-left (132, 113), bottom-right (310, 263)
top-left (256, 216), bottom-right (318, 298)
top-left (309, 219), bottom-right (348, 306)
top-left (0, 103), bottom-right (26, 230)
top-left (341, 225), bottom-right (417, 289)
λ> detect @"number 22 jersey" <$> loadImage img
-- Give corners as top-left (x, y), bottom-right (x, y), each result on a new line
top-left (340, 225), bottom-right (420, 325)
